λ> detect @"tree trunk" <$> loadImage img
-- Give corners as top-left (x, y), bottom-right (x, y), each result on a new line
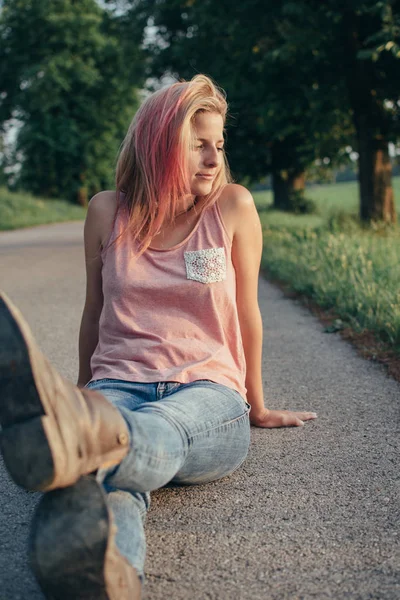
top-left (76, 170), bottom-right (88, 207)
top-left (272, 169), bottom-right (306, 210)
top-left (343, 10), bottom-right (396, 223)
top-left (77, 187), bottom-right (88, 207)
top-left (357, 119), bottom-right (395, 222)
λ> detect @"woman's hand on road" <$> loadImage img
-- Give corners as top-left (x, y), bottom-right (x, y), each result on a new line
top-left (250, 408), bottom-right (317, 428)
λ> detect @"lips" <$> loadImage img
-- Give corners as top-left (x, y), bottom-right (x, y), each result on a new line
top-left (196, 173), bottom-right (215, 179)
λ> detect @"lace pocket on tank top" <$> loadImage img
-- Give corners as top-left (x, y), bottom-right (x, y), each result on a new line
top-left (184, 247), bottom-right (226, 284)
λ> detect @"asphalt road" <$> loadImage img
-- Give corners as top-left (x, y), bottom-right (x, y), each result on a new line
top-left (0, 221), bottom-right (399, 600)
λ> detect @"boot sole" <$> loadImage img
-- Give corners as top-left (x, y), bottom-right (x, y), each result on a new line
top-left (0, 295), bottom-right (55, 490)
top-left (29, 475), bottom-right (111, 600)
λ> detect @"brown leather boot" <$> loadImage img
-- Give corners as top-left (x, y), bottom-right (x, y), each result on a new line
top-left (30, 475), bottom-right (142, 600)
top-left (0, 291), bottom-right (130, 492)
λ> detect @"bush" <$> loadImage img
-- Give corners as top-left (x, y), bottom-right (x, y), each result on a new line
top-left (286, 190), bottom-right (317, 215)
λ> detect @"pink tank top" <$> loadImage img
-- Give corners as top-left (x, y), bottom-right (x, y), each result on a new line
top-left (90, 201), bottom-right (247, 397)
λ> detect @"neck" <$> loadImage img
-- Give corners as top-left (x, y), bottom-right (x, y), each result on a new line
top-left (174, 196), bottom-right (200, 219)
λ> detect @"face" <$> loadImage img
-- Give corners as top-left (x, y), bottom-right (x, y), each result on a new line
top-left (188, 111), bottom-right (225, 199)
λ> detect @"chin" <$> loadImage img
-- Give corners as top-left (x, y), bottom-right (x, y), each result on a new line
top-left (191, 181), bottom-right (214, 196)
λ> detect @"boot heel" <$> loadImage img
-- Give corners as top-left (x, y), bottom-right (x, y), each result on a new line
top-left (30, 475), bottom-right (110, 600)
top-left (0, 416), bottom-right (54, 490)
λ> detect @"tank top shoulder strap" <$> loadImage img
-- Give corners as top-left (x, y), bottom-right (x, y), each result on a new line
top-left (202, 199), bottom-right (232, 247)
top-left (101, 201), bottom-right (130, 258)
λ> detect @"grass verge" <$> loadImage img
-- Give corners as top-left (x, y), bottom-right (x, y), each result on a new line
top-left (254, 177), bottom-right (400, 381)
top-left (0, 187), bottom-right (86, 231)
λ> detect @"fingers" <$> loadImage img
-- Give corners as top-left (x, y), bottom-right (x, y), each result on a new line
top-left (282, 413), bottom-right (305, 427)
top-left (253, 409), bottom-right (317, 428)
top-left (291, 411), bottom-right (317, 427)
top-left (296, 412), bottom-right (317, 421)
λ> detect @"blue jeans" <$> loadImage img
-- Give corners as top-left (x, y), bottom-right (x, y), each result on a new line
top-left (85, 378), bottom-right (251, 581)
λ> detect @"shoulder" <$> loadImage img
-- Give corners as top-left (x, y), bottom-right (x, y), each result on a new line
top-left (88, 190), bottom-right (118, 217)
top-left (221, 186), bottom-right (262, 285)
top-left (218, 183), bottom-right (254, 207)
top-left (216, 183), bottom-right (258, 239)
top-left (85, 190), bottom-right (119, 249)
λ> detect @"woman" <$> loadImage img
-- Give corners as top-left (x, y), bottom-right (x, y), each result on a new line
top-left (0, 75), bottom-right (317, 599)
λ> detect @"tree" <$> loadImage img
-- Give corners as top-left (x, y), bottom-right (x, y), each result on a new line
top-left (129, 0), bottom-right (354, 211)
top-left (0, 0), bottom-right (145, 203)
top-left (124, 0), bottom-right (400, 220)
top-left (275, 0), bottom-right (400, 222)
top-left (342, 2), bottom-right (400, 221)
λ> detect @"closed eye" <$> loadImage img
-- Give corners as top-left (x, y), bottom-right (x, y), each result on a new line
top-left (195, 145), bottom-right (224, 151)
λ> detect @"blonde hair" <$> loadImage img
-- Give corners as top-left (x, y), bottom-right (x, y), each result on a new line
top-left (113, 74), bottom-right (231, 254)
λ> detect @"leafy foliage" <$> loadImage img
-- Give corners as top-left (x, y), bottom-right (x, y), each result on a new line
top-left (133, 0), bottom-right (354, 187)
top-left (132, 0), bottom-right (399, 218)
top-left (0, 0), bottom-right (146, 202)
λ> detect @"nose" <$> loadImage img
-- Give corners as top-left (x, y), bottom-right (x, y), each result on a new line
top-left (204, 146), bottom-right (219, 167)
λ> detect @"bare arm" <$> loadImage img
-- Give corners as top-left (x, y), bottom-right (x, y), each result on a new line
top-left (230, 184), bottom-right (317, 427)
top-left (77, 192), bottom-right (114, 387)
top-left (230, 185), bottom-right (265, 417)
top-left (77, 314), bottom-right (101, 387)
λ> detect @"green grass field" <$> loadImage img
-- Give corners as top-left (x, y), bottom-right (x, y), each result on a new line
top-left (253, 176), bottom-right (400, 226)
top-left (254, 176), bottom-right (400, 351)
top-left (0, 187), bottom-right (86, 231)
